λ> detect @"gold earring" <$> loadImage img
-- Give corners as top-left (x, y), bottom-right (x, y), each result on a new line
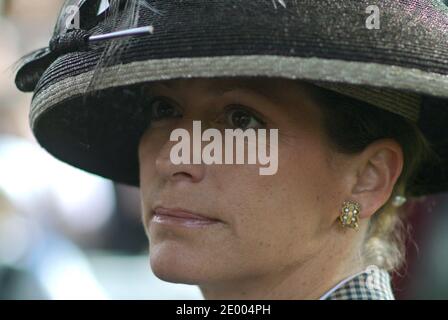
top-left (339, 200), bottom-right (361, 230)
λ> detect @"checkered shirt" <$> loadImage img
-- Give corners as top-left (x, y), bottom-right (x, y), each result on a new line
top-left (324, 265), bottom-right (395, 300)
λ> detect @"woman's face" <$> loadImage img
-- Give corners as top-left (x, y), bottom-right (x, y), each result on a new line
top-left (138, 77), bottom-right (350, 287)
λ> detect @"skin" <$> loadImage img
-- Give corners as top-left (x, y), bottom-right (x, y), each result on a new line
top-left (138, 77), bottom-right (404, 299)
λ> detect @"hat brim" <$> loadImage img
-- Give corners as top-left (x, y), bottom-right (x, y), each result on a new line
top-left (27, 0), bottom-right (448, 197)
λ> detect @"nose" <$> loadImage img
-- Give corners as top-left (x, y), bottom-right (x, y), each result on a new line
top-left (154, 122), bottom-right (206, 184)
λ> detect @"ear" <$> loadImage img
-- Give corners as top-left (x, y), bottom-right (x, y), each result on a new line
top-left (349, 139), bottom-right (404, 219)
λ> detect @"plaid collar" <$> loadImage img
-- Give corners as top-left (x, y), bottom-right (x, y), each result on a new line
top-left (320, 265), bottom-right (395, 300)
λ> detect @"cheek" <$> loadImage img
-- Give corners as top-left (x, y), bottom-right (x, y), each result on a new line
top-left (138, 126), bottom-right (171, 178)
top-left (277, 136), bottom-right (342, 235)
top-left (231, 137), bottom-right (335, 250)
top-left (207, 141), bottom-right (330, 262)
top-left (138, 131), bottom-right (164, 216)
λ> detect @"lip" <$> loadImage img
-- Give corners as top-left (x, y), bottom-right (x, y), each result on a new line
top-left (150, 206), bottom-right (221, 228)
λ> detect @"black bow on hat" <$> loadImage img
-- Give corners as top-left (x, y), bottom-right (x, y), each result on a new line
top-left (15, 0), bottom-right (153, 92)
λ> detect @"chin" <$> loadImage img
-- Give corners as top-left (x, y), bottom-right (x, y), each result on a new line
top-left (149, 243), bottom-right (210, 285)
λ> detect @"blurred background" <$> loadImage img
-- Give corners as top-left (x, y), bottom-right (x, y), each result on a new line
top-left (0, 0), bottom-right (447, 300)
top-left (0, 0), bottom-right (202, 299)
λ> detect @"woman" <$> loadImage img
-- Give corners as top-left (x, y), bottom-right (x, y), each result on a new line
top-left (139, 76), bottom-right (410, 300)
top-left (14, 0), bottom-right (448, 299)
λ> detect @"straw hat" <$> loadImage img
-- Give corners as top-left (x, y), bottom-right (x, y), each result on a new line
top-left (14, 0), bottom-right (448, 197)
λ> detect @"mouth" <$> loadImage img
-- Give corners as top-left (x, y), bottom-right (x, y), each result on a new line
top-left (150, 206), bottom-right (222, 228)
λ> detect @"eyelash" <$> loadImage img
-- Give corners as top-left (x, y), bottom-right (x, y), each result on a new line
top-left (221, 105), bottom-right (267, 129)
top-left (147, 96), bottom-right (267, 129)
top-left (148, 97), bottom-right (183, 121)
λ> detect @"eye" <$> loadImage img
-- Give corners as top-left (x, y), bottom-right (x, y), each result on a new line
top-left (149, 97), bottom-right (182, 121)
top-left (225, 106), bottom-right (266, 130)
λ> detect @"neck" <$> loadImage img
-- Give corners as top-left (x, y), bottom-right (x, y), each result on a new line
top-left (199, 234), bottom-right (365, 300)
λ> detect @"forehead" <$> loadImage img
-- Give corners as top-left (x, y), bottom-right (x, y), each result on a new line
top-left (145, 77), bottom-right (315, 105)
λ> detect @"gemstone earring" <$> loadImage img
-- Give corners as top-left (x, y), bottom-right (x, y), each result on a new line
top-left (339, 200), bottom-right (361, 230)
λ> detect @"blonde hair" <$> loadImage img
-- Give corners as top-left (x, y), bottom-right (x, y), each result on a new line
top-left (363, 126), bottom-right (437, 271)
top-left (363, 185), bottom-right (408, 271)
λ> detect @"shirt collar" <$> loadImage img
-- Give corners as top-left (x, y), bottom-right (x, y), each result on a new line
top-left (318, 265), bottom-right (395, 300)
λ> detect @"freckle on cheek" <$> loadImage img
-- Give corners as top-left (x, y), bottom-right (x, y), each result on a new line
top-left (258, 241), bottom-right (272, 248)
